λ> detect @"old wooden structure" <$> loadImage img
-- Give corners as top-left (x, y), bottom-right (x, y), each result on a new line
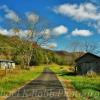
top-left (75, 53), bottom-right (100, 75)
top-left (0, 60), bottom-right (15, 69)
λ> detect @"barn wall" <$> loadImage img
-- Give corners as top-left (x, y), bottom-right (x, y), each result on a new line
top-left (94, 62), bottom-right (100, 73)
top-left (76, 62), bottom-right (100, 75)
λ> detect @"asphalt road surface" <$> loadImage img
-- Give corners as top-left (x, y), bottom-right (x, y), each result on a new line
top-left (6, 68), bottom-right (67, 100)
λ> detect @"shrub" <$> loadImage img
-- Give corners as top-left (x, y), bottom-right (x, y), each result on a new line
top-left (86, 70), bottom-right (97, 77)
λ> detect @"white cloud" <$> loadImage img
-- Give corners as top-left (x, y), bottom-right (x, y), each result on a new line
top-left (40, 25), bottom-right (68, 37)
top-left (72, 28), bottom-right (93, 36)
top-left (52, 25), bottom-right (68, 35)
top-left (54, 3), bottom-right (100, 33)
top-left (41, 43), bottom-right (57, 49)
top-left (0, 27), bottom-right (30, 37)
top-left (42, 29), bottom-right (51, 39)
top-left (0, 25), bottom-right (68, 38)
top-left (5, 11), bottom-right (19, 22)
top-left (26, 12), bottom-right (39, 22)
top-left (48, 43), bottom-right (57, 48)
top-left (0, 28), bottom-right (9, 35)
top-left (54, 3), bottom-right (100, 21)
top-left (0, 5), bottom-right (20, 22)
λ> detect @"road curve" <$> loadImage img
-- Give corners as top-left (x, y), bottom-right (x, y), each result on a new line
top-left (6, 68), bottom-right (67, 100)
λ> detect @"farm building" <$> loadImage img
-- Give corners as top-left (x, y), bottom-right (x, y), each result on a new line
top-left (75, 53), bottom-right (100, 75)
top-left (0, 60), bottom-right (15, 69)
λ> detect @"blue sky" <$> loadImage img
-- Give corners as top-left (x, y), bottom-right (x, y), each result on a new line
top-left (0, 0), bottom-right (100, 52)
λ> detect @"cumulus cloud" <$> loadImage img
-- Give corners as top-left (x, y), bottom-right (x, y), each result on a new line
top-left (0, 28), bottom-right (9, 35)
top-left (42, 29), bottom-right (51, 39)
top-left (41, 25), bottom-right (68, 37)
top-left (72, 28), bottom-right (93, 36)
top-left (41, 43), bottom-right (57, 49)
top-left (54, 3), bottom-right (100, 21)
top-left (54, 2), bottom-right (100, 33)
top-left (5, 11), bottom-right (19, 22)
top-left (52, 25), bottom-right (68, 35)
top-left (0, 5), bottom-right (20, 22)
top-left (0, 25), bottom-right (67, 38)
top-left (26, 12), bottom-right (39, 22)
top-left (0, 27), bottom-right (30, 38)
top-left (48, 43), bottom-right (57, 48)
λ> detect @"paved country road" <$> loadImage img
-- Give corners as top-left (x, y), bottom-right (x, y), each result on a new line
top-left (6, 68), bottom-right (67, 100)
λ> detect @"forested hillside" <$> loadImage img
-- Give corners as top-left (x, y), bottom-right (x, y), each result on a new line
top-left (0, 34), bottom-right (83, 66)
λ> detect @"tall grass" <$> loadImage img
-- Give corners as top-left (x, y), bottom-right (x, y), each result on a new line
top-left (50, 65), bottom-right (100, 100)
top-left (0, 66), bottom-right (44, 96)
top-left (63, 75), bottom-right (100, 100)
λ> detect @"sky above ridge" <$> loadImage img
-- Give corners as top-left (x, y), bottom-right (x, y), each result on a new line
top-left (0, 0), bottom-right (100, 51)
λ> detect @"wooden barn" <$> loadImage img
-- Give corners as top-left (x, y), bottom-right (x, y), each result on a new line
top-left (0, 60), bottom-right (15, 69)
top-left (75, 53), bottom-right (100, 75)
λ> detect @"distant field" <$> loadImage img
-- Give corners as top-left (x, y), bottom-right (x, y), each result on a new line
top-left (0, 66), bottom-right (44, 97)
top-left (50, 64), bottom-right (100, 100)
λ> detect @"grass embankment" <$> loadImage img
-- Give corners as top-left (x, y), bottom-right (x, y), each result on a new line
top-left (0, 66), bottom-right (44, 97)
top-left (50, 64), bottom-right (100, 100)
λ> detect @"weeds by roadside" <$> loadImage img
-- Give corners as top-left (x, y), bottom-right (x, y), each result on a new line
top-left (50, 64), bottom-right (100, 100)
top-left (0, 66), bottom-right (44, 96)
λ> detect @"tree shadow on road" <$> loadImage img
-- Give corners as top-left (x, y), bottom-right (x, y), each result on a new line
top-left (59, 71), bottom-right (76, 76)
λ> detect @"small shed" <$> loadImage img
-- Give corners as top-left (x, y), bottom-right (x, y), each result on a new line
top-left (0, 60), bottom-right (15, 69)
top-left (75, 53), bottom-right (100, 75)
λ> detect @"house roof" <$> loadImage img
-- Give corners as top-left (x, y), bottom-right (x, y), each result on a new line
top-left (0, 60), bottom-right (14, 63)
top-left (75, 52), bottom-right (100, 62)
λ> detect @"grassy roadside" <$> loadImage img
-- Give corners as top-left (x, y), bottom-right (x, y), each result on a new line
top-left (50, 64), bottom-right (100, 100)
top-left (0, 65), bottom-right (44, 98)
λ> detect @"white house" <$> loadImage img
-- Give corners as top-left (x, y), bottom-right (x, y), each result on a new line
top-left (0, 60), bottom-right (15, 69)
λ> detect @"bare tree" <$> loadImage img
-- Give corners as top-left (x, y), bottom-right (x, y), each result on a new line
top-left (11, 15), bottom-right (53, 69)
top-left (69, 41), bottom-right (84, 64)
top-left (82, 40), bottom-right (99, 54)
top-left (69, 40), bottom-right (99, 57)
